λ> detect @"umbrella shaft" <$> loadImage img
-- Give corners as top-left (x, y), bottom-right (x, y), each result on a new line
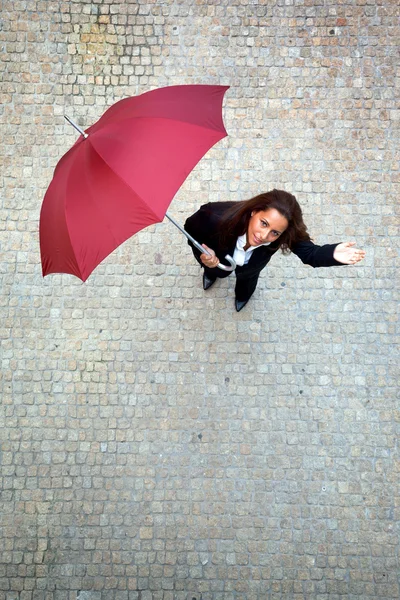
top-left (165, 212), bottom-right (211, 256)
top-left (64, 115), bottom-right (88, 139)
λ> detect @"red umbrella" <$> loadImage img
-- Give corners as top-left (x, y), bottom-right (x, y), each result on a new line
top-left (40, 85), bottom-right (235, 282)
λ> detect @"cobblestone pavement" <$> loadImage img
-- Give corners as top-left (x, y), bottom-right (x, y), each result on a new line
top-left (1, 1), bottom-right (399, 599)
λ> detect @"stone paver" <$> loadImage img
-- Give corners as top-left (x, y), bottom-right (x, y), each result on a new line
top-left (0, 1), bottom-right (399, 599)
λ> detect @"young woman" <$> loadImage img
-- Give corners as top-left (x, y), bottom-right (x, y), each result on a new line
top-left (184, 189), bottom-right (366, 311)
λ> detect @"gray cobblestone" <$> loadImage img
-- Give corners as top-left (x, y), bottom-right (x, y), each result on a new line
top-left (1, 0), bottom-right (399, 599)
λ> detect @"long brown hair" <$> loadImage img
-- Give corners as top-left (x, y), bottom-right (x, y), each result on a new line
top-left (219, 189), bottom-right (310, 253)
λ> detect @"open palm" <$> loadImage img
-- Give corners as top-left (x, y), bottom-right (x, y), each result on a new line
top-left (333, 242), bottom-right (366, 265)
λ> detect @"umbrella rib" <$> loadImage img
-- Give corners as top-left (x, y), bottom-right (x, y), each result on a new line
top-left (95, 114), bottom-right (227, 136)
top-left (94, 148), bottom-right (162, 222)
top-left (83, 142), bottom-right (162, 242)
top-left (85, 116), bottom-right (228, 229)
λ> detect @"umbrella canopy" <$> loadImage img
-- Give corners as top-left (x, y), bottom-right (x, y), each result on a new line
top-left (40, 84), bottom-right (229, 281)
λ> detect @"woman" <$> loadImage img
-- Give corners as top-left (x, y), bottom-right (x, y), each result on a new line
top-left (184, 189), bottom-right (366, 311)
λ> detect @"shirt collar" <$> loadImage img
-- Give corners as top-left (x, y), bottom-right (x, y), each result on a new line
top-left (236, 233), bottom-right (270, 250)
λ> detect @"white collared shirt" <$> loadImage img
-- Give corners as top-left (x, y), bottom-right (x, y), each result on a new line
top-left (232, 234), bottom-right (271, 267)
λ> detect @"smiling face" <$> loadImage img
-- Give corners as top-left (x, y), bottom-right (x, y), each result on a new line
top-left (246, 208), bottom-right (289, 247)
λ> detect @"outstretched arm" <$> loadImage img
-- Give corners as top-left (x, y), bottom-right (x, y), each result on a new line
top-left (333, 241), bottom-right (366, 265)
top-left (291, 240), bottom-right (365, 268)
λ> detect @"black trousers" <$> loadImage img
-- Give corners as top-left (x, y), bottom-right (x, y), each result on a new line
top-left (203, 265), bottom-right (260, 302)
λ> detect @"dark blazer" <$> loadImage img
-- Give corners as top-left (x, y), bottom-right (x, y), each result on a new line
top-left (184, 201), bottom-right (343, 277)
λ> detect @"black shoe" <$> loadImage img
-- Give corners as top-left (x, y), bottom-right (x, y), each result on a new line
top-left (235, 298), bottom-right (250, 312)
top-left (203, 272), bottom-right (216, 291)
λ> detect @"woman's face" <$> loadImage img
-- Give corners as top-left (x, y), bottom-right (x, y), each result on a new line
top-left (247, 208), bottom-right (289, 246)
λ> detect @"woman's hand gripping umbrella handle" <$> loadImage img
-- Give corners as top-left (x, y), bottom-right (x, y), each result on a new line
top-left (165, 212), bottom-right (236, 272)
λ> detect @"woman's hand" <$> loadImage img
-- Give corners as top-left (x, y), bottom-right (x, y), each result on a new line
top-left (333, 242), bottom-right (366, 265)
top-left (200, 244), bottom-right (219, 268)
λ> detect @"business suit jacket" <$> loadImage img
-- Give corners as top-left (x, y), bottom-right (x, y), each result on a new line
top-left (184, 201), bottom-right (343, 280)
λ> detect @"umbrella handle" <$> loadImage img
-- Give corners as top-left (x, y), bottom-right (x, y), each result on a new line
top-left (165, 212), bottom-right (236, 272)
top-left (217, 254), bottom-right (236, 272)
